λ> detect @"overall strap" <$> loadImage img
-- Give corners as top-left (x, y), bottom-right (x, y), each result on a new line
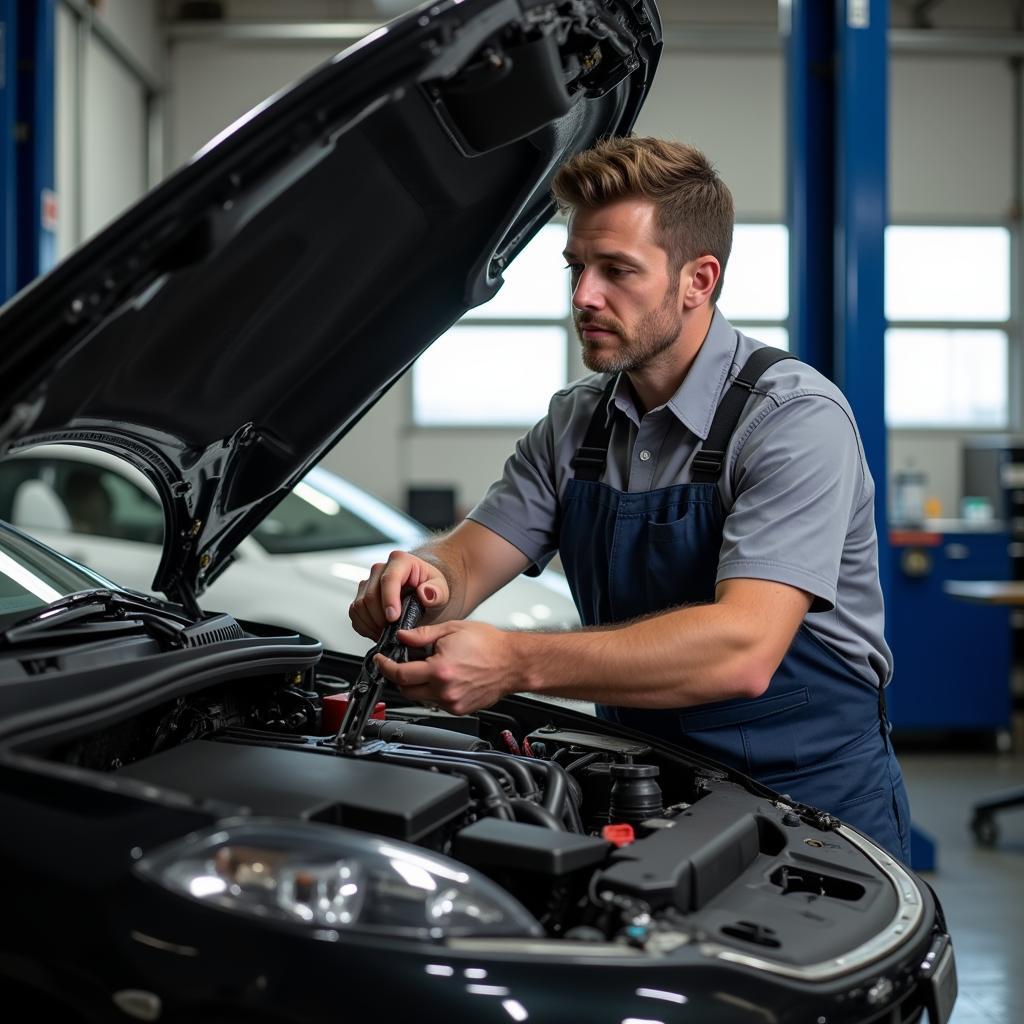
top-left (569, 374), bottom-right (620, 481)
top-left (691, 347), bottom-right (796, 483)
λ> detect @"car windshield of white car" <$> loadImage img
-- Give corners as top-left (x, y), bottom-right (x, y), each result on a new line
top-left (252, 484), bottom-right (395, 554)
top-left (0, 523), bottom-right (115, 629)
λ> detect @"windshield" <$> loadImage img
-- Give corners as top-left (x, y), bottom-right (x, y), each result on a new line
top-left (252, 467), bottom-right (427, 555)
top-left (0, 523), bottom-right (114, 628)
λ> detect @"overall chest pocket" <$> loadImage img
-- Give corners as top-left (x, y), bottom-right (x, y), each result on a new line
top-left (642, 504), bottom-right (722, 608)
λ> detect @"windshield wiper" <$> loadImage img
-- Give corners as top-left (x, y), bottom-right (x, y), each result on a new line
top-left (1, 589), bottom-right (197, 648)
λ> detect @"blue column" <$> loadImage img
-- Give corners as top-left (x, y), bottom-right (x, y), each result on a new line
top-left (787, 0), bottom-right (889, 579)
top-left (0, 0), bottom-right (17, 301)
top-left (789, 0), bottom-right (927, 866)
top-left (785, 0), bottom-right (834, 376)
top-left (834, 0), bottom-right (889, 589)
top-left (15, 0), bottom-right (56, 291)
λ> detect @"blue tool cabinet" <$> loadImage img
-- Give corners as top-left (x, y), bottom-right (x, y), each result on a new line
top-left (887, 527), bottom-right (1012, 736)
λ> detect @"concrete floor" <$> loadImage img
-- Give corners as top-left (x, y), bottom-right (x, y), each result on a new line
top-left (899, 750), bottom-right (1024, 1024)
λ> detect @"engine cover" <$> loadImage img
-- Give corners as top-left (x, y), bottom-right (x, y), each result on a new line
top-left (118, 740), bottom-right (470, 842)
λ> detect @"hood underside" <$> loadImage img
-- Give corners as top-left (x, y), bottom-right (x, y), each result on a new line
top-left (0, 0), bottom-right (661, 608)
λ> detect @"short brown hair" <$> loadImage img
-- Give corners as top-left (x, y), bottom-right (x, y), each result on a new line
top-left (552, 136), bottom-right (734, 303)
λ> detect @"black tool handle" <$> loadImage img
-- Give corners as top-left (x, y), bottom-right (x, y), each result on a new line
top-left (398, 594), bottom-right (425, 631)
top-left (337, 592), bottom-right (424, 751)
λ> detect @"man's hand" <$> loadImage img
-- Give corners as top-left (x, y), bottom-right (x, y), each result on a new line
top-left (348, 551), bottom-right (450, 640)
top-left (374, 621), bottom-right (518, 716)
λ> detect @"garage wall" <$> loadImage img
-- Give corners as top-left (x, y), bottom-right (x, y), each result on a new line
top-left (164, 35), bottom-right (786, 510)
top-left (887, 54), bottom-right (1016, 514)
top-left (55, 0), bottom-right (162, 258)
top-left (82, 42), bottom-right (149, 239)
top-left (155, 5), bottom-right (1024, 518)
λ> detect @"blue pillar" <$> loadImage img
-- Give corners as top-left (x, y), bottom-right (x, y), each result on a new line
top-left (785, 0), bottom-right (834, 376)
top-left (15, 0), bottom-right (56, 291)
top-left (834, 0), bottom-right (889, 589)
top-left (788, 0), bottom-right (931, 869)
top-left (787, 0), bottom-right (888, 577)
top-left (0, 0), bottom-right (17, 301)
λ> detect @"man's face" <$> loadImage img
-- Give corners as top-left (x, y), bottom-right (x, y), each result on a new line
top-left (563, 199), bottom-right (683, 374)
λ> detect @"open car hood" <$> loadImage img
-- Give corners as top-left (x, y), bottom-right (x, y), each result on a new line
top-left (0, 0), bottom-right (660, 611)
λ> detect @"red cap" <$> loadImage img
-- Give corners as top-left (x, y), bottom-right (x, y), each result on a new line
top-left (321, 693), bottom-right (386, 734)
top-left (601, 823), bottom-right (635, 847)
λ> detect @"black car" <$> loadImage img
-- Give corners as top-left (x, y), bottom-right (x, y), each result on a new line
top-left (0, 0), bottom-right (955, 1021)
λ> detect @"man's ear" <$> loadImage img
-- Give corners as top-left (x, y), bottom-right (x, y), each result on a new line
top-left (681, 255), bottom-right (721, 309)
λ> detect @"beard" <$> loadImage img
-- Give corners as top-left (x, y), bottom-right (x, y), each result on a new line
top-left (575, 292), bottom-right (683, 374)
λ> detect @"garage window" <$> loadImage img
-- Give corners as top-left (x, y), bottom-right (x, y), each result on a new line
top-left (412, 224), bottom-right (570, 427)
top-left (411, 221), bottom-right (791, 426)
top-left (885, 226), bottom-right (1011, 428)
top-left (717, 223), bottom-right (790, 350)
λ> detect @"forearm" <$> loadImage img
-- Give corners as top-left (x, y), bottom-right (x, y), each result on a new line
top-left (511, 602), bottom-right (779, 708)
top-left (380, 577), bottom-right (811, 717)
top-left (412, 519), bottom-right (532, 622)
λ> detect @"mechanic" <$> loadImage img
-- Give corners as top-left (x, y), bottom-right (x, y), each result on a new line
top-left (349, 136), bottom-right (912, 863)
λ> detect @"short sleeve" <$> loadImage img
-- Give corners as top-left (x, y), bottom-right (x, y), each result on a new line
top-left (466, 412), bottom-right (561, 572)
top-left (716, 394), bottom-right (867, 612)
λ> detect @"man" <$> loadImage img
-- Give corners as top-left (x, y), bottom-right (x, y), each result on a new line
top-left (349, 137), bottom-right (911, 862)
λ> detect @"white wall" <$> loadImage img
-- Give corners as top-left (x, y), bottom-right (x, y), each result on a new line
top-left (634, 52), bottom-right (784, 219)
top-left (168, 40), bottom-right (340, 162)
top-left (162, 36), bottom-right (786, 510)
top-left (890, 57), bottom-right (1014, 221)
top-left (55, 4), bottom-right (78, 259)
top-left (94, 0), bottom-right (164, 83)
top-left (82, 41), bottom-right (149, 239)
top-left (153, 8), bottom-right (1024, 518)
top-left (55, 0), bottom-right (163, 257)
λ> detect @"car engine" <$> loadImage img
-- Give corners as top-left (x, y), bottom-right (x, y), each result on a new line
top-left (32, 629), bottom-right (915, 970)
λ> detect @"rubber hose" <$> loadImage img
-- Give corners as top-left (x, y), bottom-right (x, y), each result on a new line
top-left (376, 750), bottom-right (513, 820)
top-left (510, 798), bottom-right (564, 831)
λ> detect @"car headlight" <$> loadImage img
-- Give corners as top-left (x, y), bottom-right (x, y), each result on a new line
top-left (135, 819), bottom-right (543, 940)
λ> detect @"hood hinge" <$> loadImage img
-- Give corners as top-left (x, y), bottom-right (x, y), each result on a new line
top-left (167, 579), bottom-right (202, 622)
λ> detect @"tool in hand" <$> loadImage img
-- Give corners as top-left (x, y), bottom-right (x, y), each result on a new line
top-left (336, 592), bottom-right (424, 753)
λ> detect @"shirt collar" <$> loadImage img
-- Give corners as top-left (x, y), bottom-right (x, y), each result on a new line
top-left (606, 308), bottom-right (738, 439)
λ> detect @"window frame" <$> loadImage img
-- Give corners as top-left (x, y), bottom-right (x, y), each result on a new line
top-left (718, 218), bottom-right (790, 350)
top-left (409, 220), bottom-right (573, 431)
top-left (408, 218), bottom-right (792, 429)
top-left (884, 218), bottom-right (1019, 433)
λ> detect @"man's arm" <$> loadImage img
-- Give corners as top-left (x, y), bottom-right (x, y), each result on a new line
top-left (376, 577), bottom-right (812, 716)
top-left (349, 520), bottom-right (531, 639)
top-left (412, 520), bottom-right (534, 620)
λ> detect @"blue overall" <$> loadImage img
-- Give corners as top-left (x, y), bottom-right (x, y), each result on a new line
top-left (557, 352), bottom-right (912, 862)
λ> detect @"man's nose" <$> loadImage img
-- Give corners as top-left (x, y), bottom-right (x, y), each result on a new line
top-left (572, 268), bottom-right (605, 310)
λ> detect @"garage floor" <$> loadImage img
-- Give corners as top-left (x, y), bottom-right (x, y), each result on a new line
top-left (900, 749), bottom-right (1024, 1024)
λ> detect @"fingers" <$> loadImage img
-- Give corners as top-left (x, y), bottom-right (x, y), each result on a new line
top-left (416, 580), bottom-right (445, 610)
top-left (348, 561), bottom-right (389, 639)
top-left (374, 654), bottom-right (442, 689)
top-left (396, 623), bottom-right (449, 648)
top-left (379, 556), bottom-right (413, 624)
top-left (348, 551), bottom-right (451, 640)
top-left (375, 652), bottom-right (463, 714)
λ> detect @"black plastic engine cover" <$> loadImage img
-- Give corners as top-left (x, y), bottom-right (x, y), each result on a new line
top-left (596, 790), bottom-right (761, 911)
top-left (453, 817), bottom-right (612, 876)
top-left (118, 740), bottom-right (469, 842)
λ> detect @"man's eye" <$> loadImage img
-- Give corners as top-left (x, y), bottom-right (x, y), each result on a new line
top-left (608, 266), bottom-right (631, 278)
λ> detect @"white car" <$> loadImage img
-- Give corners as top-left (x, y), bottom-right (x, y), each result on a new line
top-left (0, 444), bottom-right (579, 652)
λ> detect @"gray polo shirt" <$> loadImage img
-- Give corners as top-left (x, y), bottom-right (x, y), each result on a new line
top-left (467, 309), bottom-right (893, 690)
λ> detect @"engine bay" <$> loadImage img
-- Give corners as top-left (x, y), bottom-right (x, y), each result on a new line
top-left (22, 640), bottom-right (916, 974)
